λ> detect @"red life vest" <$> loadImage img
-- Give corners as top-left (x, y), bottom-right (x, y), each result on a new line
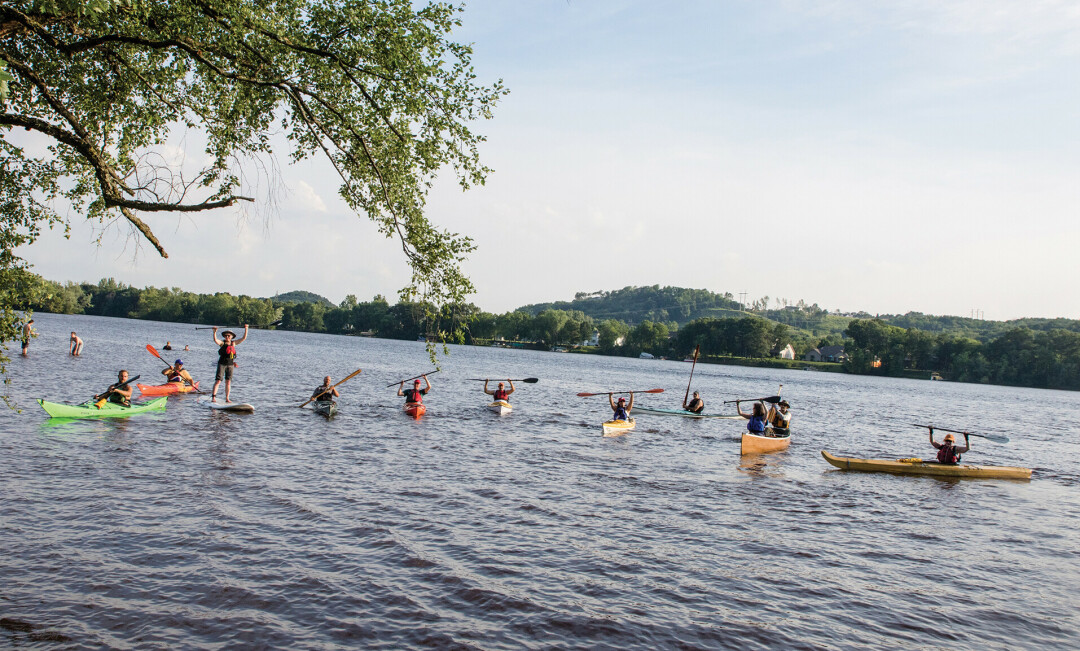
top-left (494, 389), bottom-right (509, 401)
top-left (937, 445), bottom-right (961, 464)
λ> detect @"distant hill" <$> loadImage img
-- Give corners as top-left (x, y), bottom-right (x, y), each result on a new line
top-left (270, 290), bottom-right (335, 307)
top-left (518, 285), bottom-right (745, 325)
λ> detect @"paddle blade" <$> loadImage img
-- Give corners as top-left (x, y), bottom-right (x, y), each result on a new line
top-left (146, 344), bottom-right (163, 359)
top-left (522, 378), bottom-right (539, 383)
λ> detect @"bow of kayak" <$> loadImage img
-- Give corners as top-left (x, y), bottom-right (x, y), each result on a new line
top-left (37, 397), bottom-right (168, 419)
top-left (313, 400), bottom-right (337, 417)
top-left (405, 402), bottom-right (426, 418)
top-left (821, 450), bottom-right (1032, 480)
top-left (488, 400), bottom-right (512, 415)
top-left (602, 418), bottom-right (635, 437)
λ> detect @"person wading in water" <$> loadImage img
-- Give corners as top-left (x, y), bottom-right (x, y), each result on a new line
top-left (211, 325), bottom-right (248, 403)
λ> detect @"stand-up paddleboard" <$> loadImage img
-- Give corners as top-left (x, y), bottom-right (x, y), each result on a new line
top-left (198, 399), bottom-right (255, 413)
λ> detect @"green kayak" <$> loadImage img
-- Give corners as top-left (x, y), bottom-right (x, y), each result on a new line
top-left (37, 397), bottom-right (168, 419)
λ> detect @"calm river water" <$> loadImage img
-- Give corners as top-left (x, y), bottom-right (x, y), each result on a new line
top-left (2, 313), bottom-right (1078, 649)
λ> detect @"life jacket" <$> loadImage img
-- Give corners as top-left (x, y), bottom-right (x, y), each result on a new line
top-left (613, 406), bottom-right (629, 421)
top-left (166, 368), bottom-right (183, 382)
top-left (494, 389), bottom-right (510, 401)
top-left (218, 343), bottom-right (236, 365)
top-left (937, 444), bottom-right (962, 464)
top-left (313, 385), bottom-right (333, 400)
top-left (770, 409), bottom-right (791, 429)
top-left (404, 388), bottom-right (424, 404)
top-left (686, 398), bottom-right (704, 414)
top-left (108, 391), bottom-right (130, 407)
top-left (747, 415), bottom-right (767, 434)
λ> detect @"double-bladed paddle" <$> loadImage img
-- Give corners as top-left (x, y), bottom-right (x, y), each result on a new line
top-left (683, 345), bottom-right (700, 408)
top-left (300, 367), bottom-right (363, 407)
top-left (466, 378), bottom-right (539, 383)
top-left (577, 388), bottom-right (664, 397)
top-left (912, 424), bottom-right (1010, 444)
top-left (386, 369), bottom-right (440, 388)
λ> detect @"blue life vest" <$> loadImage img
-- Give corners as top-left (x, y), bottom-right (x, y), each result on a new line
top-left (613, 406), bottom-right (629, 421)
top-left (747, 415), bottom-right (767, 434)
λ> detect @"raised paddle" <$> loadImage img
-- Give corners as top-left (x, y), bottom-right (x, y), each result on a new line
top-left (146, 344), bottom-right (202, 392)
top-left (683, 345), bottom-right (700, 407)
top-left (466, 378), bottom-right (539, 383)
top-left (723, 395), bottom-right (782, 404)
top-left (912, 424), bottom-right (1010, 444)
top-left (386, 369), bottom-right (440, 388)
top-left (94, 375), bottom-right (140, 408)
top-left (577, 389), bottom-right (665, 397)
top-left (300, 367), bottom-right (363, 407)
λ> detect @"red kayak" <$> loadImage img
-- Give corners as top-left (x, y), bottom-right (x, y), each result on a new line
top-left (137, 381), bottom-right (200, 396)
top-left (404, 402), bottom-right (426, 419)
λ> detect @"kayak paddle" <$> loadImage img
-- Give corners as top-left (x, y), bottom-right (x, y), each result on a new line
top-left (682, 345), bottom-right (700, 408)
top-left (577, 388), bottom-right (664, 397)
top-left (94, 375), bottom-right (140, 408)
top-left (911, 424), bottom-right (1010, 444)
top-left (723, 395), bottom-right (782, 404)
top-left (386, 369), bottom-right (440, 388)
top-left (300, 367), bottom-right (363, 407)
top-left (466, 378), bottom-right (539, 383)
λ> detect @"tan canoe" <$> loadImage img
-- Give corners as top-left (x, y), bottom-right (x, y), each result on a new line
top-left (821, 450), bottom-right (1032, 480)
top-left (741, 429), bottom-right (791, 454)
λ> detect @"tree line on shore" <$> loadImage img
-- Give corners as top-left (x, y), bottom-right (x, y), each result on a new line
top-left (17, 276), bottom-right (1080, 391)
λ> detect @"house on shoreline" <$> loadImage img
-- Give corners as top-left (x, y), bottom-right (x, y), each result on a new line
top-left (804, 345), bottom-right (847, 363)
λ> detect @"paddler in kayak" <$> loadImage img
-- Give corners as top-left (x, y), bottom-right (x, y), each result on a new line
top-left (929, 427), bottom-right (969, 464)
top-left (312, 376), bottom-right (340, 403)
top-left (210, 325), bottom-right (248, 403)
top-left (97, 370), bottom-right (134, 406)
top-left (736, 400), bottom-right (770, 435)
top-left (682, 390), bottom-right (704, 414)
top-left (162, 359), bottom-right (196, 387)
top-left (766, 400), bottom-right (791, 431)
top-left (398, 375), bottom-right (431, 404)
top-left (484, 379), bottom-right (515, 401)
top-left (609, 393), bottom-right (634, 421)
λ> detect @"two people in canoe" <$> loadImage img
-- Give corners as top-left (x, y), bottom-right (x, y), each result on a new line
top-left (929, 427), bottom-right (969, 464)
top-left (398, 375), bottom-right (432, 405)
top-left (610, 393), bottom-right (634, 421)
top-left (163, 359), bottom-right (196, 387)
top-left (484, 380), bottom-right (515, 402)
top-left (211, 325), bottom-right (248, 403)
top-left (312, 376), bottom-right (340, 404)
top-left (683, 390), bottom-right (704, 414)
top-left (736, 399), bottom-right (792, 435)
top-left (70, 331), bottom-right (83, 356)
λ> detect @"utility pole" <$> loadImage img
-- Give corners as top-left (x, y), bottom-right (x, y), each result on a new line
top-left (739, 291), bottom-right (748, 310)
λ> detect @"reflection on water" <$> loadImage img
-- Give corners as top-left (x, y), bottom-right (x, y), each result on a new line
top-left (1, 313), bottom-right (1079, 650)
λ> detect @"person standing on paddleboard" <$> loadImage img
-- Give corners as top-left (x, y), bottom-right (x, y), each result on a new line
top-left (484, 380), bottom-right (514, 401)
top-left (683, 390), bottom-right (704, 414)
top-left (929, 428), bottom-right (969, 464)
top-left (610, 393), bottom-right (634, 421)
top-left (312, 376), bottom-right (340, 403)
top-left (398, 376), bottom-right (431, 404)
top-left (211, 325), bottom-right (248, 403)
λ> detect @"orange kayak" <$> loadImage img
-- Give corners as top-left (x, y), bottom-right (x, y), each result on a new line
top-left (404, 402), bottom-right (426, 418)
top-left (137, 381), bottom-right (199, 396)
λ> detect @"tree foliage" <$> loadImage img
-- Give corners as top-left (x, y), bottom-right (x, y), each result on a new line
top-left (0, 0), bottom-right (506, 360)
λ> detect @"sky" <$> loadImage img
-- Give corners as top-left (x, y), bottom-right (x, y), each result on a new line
top-left (19, 0), bottom-right (1080, 321)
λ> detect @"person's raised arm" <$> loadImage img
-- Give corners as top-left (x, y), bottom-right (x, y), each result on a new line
top-left (234, 324), bottom-right (250, 345)
top-left (507, 380), bottom-right (515, 395)
top-left (211, 326), bottom-right (223, 346)
top-left (422, 375), bottom-right (431, 393)
top-left (397, 381), bottom-right (405, 397)
top-left (609, 394), bottom-right (616, 410)
top-left (929, 427), bottom-right (942, 449)
top-left (736, 400), bottom-right (750, 419)
top-left (627, 392), bottom-right (634, 411)
top-left (484, 380), bottom-right (493, 396)
top-left (959, 433), bottom-right (970, 454)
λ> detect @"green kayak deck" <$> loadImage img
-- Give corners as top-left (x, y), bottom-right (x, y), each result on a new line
top-left (38, 397), bottom-right (168, 419)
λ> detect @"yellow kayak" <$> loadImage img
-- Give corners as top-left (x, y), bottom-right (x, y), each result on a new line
top-left (602, 418), bottom-right (635, 437)
top-left (488, 400), bottom-right (512, 415)
top-left (821, 450), bottom-right (1032, 480)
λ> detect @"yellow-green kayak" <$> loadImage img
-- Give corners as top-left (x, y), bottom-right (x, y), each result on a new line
top-left (37, 397), bottom-right (168, 419)
top-left (821, 450), bottom-right (1031, 480)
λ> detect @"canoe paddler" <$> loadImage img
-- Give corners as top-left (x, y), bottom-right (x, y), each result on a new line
top-left (484, 380), bottom-right (515, 401)
top-left (211, 325), bottom-right (248, 403)
top-left (736, 400), bottom-right (769, 434)
top-left (683, 390), bottom-right (704, 414)
top-left (398, 375), bottom-right (431, 404)
top-left (312, 376), bottom-right (340, 403)
top-left (929, 427), bottom-right (969, 465)
top-left (97, 370), bottom-right (134, 407)
top-left (163, 359), bottom-right (196, 386)
top-left (767, 400), bottom-right (791, 431)
top-left (609, 393), bottom-right (634, 421)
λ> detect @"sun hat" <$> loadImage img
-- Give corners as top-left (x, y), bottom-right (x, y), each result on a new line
top-left (222, 330), bottom-right (236, 338)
